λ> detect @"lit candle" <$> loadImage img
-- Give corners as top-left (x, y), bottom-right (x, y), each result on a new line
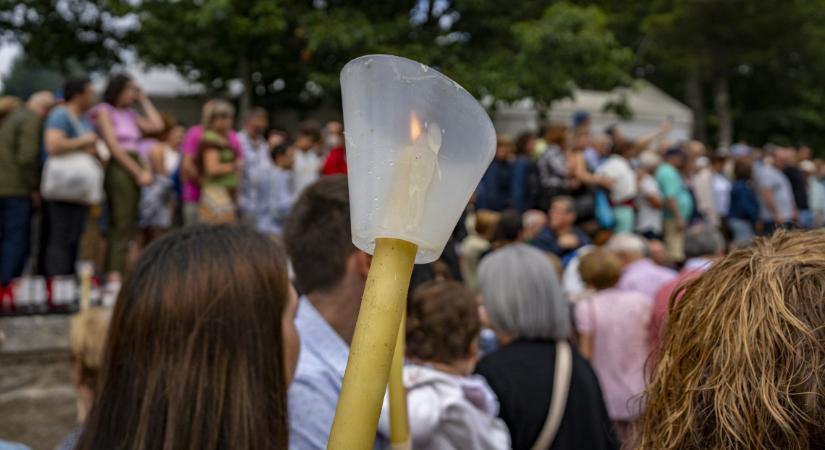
top-left (384, 112), bottom-right (441, 232)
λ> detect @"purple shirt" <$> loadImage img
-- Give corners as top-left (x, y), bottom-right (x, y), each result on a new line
top-left (181, 125), bottom-right (242, 203)
top-left (617, 258), bottom-right (677, 299)
top-left (89, 103), bottom-right (141, 152)
top-left (575, 288), bottom-right (652, 421)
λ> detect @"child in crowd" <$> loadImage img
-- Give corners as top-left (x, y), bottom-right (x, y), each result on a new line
top-left (264, 143), bottom-right (296, 236)
top-left (576, 249), bottom-right (651, 446)
top-left (56, 308), bottom-right (112, 450)
top-left (379, 280), bottom-right (510, 450)
top-left (138, 114), bottom-right (183, 244)
top-left (196, 100), bottom-right (239, 224)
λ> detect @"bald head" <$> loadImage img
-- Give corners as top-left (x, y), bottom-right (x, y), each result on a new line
top-left (27, 91), bottom-right (55, 117)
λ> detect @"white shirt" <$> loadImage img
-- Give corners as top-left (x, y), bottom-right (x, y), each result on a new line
top-left (596, 155), bottom-right (637, 202)
top-left (377, 365), bottom-right (510, 450)
top-left (712, 172), bottom-right (732, 217)
top-left (636, 174), bottom-right (663, 234)
top-left (293, 148), bottom-right (322, 195)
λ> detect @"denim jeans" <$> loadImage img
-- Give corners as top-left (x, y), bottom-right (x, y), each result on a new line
top-left (0, 196), bottom-right (32, 284)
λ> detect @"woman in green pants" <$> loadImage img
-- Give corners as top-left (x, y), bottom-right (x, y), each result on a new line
top-left (92, 74), bottom-right (163, 303)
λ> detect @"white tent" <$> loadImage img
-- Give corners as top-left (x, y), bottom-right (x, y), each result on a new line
top-left (494, 80), bottom-right (693, 142)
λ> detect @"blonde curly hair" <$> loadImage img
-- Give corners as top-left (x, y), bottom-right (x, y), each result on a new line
top-left (637, 231), bottom-right (825, 450)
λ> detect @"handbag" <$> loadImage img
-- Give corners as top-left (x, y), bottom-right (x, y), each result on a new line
top-left (595, 189), bottom-right (616, 229)
top-left (40, 114), bottom-right (105, 205)
top-left (530, 340), bottom-right (573, 450)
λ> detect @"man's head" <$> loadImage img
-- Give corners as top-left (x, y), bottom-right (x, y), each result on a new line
top-left (522, 209), bottom-right (547, 241)
top-left (590, 135), bottom-right (610, 157)
top-left (495, 135), bottom-right (514, 161)
top-left (639, 151), bottom-right (662, 174)
top-left (685, 140), bottom-right (707, 159)
top-left (284, 176), bottom-right (367, 297)
top-left (548, 196), bottom-right (577, 232)
top-left (573, 111), bottom-right (591, 131)
top-left (294, 121), bottom-right (322, 151)
top-left (798, 145), bottom-right (813, 162)
top-left (664, 147), bottom-right (687, 170)
top-left (605, 232), bottom-right (647, 266)
top-left (323, 121), bottom-right (343, 149)
top-left (773, 147), bottom-right (795, 169)
top-left (606, 124), bottom-right (622, 141)
top-left (243, 107), bottom-right (269, 137)
top-left (710, 154), bottom-right (727, 173)
top-left (800, 160), bottom-right (816, 179)
top-left (26, 91), bottom-right (55, 117)
top-left (271, 143), bottom-right (295, 170)
top-left (63, 78), bottom-right (95, 112)
top-left (684, 224), bottom-right (725, 260)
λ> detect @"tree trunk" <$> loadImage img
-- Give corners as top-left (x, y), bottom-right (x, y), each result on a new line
top-left (714, 75), bottom-right (732, 150)
top-left (238, 55), bottom-right (252, 120)
top-left (684, 69), bottom-right (707, 143)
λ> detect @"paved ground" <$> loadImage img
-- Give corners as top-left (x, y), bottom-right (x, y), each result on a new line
top-left (0, 316), bottom-right (77, 450)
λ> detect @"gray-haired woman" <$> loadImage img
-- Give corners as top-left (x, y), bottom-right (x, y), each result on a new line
top-left (475, 243), bottom-right (618, 450)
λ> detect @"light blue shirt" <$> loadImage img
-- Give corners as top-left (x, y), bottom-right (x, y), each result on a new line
top-left (288, 298), bottom-right (388, 450)
top-left (0, 440), bottom-right (30, 450)
top-left (237, 130), bottom-right (273, 221)
top-left (255, 166), bottom-right (294, 235)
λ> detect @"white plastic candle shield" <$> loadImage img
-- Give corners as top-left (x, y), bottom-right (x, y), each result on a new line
top-left (341, 54), bottom-right (497, 263)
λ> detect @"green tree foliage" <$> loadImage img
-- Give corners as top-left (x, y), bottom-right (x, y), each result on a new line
top-left (590, 0), bottom-right (825, 151)
top-left (1, 56), bottom-right (63, 98)
top-left (1, 0), bottom-right (634, 115)
top-left (127, 0), bottom-right (634, 112)
top-left (300, 1), bottom-right (633, 105)
top-left (0, 0), bottom-right (132, 73)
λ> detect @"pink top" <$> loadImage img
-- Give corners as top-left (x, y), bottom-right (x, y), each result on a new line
top-left (575, 288), bottom-right (652, 421)
top-left (648, 270), bottom-right (701, 352)
top-left (181, 125), bottom-right (242, 203)
top-left (617, 258), bottom-right (677, 299)
top-left (89, 103), bottom-right (141, 152)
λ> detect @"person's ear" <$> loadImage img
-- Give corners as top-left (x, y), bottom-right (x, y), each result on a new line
top-left (351, 250), bottom-right (371, 279)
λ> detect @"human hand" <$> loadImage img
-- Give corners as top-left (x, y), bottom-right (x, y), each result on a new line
top-left (78, 132), bottom-right (98, 148)
top-left (135, 170), bottom-right (153, 187)
top-left (558, 233), bottom-right (580, 250)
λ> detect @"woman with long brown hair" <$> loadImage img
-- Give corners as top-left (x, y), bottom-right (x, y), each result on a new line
top-left (75, 224), bottom-right (299, 450)
top-left (637, 231), bottom-right (825, 450)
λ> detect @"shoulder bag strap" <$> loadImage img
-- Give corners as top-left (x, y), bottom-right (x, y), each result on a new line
top-left (530, 340), bottom-right (573, 450)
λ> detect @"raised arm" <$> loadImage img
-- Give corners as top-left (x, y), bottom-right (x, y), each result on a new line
top-left (98, 107), bottom-right (152, 186)
top-left (135, 90), bottom-right (163, 135)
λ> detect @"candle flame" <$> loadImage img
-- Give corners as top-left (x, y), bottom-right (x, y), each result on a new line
top-left (410, 112), bottom-right (422, 142)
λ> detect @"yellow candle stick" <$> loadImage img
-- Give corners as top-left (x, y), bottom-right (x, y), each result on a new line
top-left (389, 311), bottom-right (411, 450)
top-left (332, 54), bottom-right (496, 450)
top-left (327, 237), bottom-right (417, 450)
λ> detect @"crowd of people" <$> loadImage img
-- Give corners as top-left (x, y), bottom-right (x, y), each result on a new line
top-left (2, 76), bottom-right (825, 450)
top-left (0, 74), bottom-right (346, 305)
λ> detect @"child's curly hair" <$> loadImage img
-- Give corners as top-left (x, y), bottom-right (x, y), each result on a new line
top-left (406, 280), bottom-right (481, 363)
top-left (637, 231), bottom-right (825, 450)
